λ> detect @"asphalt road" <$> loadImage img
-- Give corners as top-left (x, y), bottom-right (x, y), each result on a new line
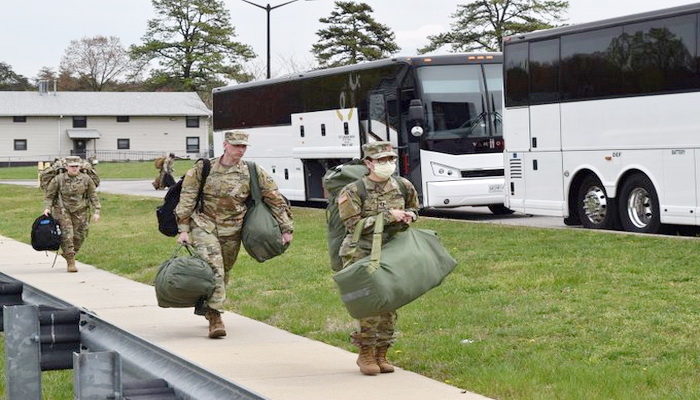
top-left (8, 178), bottom-right (700, 237)
top-left (1, 179), bottom-right (568, 230)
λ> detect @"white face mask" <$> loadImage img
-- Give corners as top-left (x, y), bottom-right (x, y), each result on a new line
top-left (373, 160), bottom-right (396, 179)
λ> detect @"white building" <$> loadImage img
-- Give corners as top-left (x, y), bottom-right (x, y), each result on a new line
top-left (0, 89), bottom-right (211, 164)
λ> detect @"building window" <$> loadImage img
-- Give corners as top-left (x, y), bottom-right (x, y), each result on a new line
top-left (186, 137), bottom-right (200, 153)
top-left (13, 116), bottom-right (26, 123)
top-left (117, 138), bottom-right (130, 150)
top-left (116, 116), bottom-right (130, 122)
top-left (186, 116), bottom-right (200, 128)
top-left (73, 116), bottom-right (87, 128)
top-left (14, 139), bottom-right (27, 151)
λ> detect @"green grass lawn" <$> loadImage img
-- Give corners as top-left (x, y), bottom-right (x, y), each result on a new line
top-left (1, 169), bottom-right (700, 399)
top-left (0, 159), bottom-right (196, 180)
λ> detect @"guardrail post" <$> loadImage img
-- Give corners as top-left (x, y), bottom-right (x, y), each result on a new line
top-left (4, 304), bottom-right (42, 400)
top-left (73, 351), bottom-right (122, 400)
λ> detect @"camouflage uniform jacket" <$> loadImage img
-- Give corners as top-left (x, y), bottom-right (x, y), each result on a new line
top-left (44, 172), bottom-right (101, 214)
top-left (337, 175), bottom-right (419, 259)
top-left (175, 158), bottom-right (293, 236)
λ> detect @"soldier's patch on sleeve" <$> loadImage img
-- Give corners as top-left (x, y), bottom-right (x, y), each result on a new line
top-left (338, 194), bottom-right (348, 204)
top-left (186, 170), bottom-right (194, 177)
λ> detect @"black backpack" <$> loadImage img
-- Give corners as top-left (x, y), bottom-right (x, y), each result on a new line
top-left (31, 214), bottom-right (62, 251)
top-left (156, 158), bottom-right (211, 237)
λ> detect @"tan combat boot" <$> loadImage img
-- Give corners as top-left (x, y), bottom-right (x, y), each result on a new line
top-left (65, 255), bottom-right (78, 273)
top-left (356, 345), bottom-right (380, 375)
top-left (205, 309), bottom-right (226, 338)
top-left (375, 345), bottom-right (395, 373)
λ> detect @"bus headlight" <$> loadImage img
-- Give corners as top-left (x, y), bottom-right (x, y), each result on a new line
top-left (431, 162), bottom-right (460, 178)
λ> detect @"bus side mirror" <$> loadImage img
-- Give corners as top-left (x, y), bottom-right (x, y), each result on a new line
top-left (408, 99), bottom-right (425, 122)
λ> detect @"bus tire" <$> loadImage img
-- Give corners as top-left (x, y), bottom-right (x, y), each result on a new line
top-left (618, 174), bottom-right (660, 234)
top-left (576, 175), bottom-right (617, 230)
top-left (488, 204), bottom-right (515, 215)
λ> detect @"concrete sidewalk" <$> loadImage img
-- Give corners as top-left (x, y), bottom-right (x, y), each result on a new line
top-left (0, 235), bottom-right (491, 400)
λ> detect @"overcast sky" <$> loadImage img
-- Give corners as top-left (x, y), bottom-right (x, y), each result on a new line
top-left (3, 0), bottom-right (698, 79)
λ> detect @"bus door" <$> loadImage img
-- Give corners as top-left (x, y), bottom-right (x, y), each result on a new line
top-left (505, 40), bottom-right (565, 215)
top-left (366, 91), bottom-right (398, 148)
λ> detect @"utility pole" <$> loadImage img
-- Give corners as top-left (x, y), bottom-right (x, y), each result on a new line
top-left (241, 0), bottom-right (311, 79)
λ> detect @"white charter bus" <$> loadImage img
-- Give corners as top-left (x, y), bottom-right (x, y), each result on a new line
top-left (503, 3), bottom-right (700, 233)
top-left (213, 54), bottom-right (510, 213)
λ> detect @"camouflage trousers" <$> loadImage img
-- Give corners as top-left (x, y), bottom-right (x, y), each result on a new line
top-left (343, 249), bottom-right (398, 348)
top-left (191, 226), bottom-right (242, 312)
top-left (54, 208), bottom-right (90, 258)
top-left (350, 312), bottom-right (397, 348)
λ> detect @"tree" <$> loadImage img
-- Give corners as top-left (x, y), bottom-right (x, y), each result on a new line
top-left (312, 1), bottom-right (400, 68)
top-left (419, 0), bottom-right (568, 53)
top-left (131, 0), bottom-right (255, 96)
top-left (242, 54), bottom-right (317, 81)
top-left (60, 36), bottom-right (146, 91)
top-left (36, 67), bottom-right (57, 84)
top-left (0, 62), bottom-right (33, 91)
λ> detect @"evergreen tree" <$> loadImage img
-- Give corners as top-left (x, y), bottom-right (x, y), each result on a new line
top-left (419, 0), bottom-right (568, 53)
top-left (131, 0), bottom-right (255, 97)
top-left (312, 1), bottom-right (399, 68)
top-left (0, 62), bottom-right (33, 91)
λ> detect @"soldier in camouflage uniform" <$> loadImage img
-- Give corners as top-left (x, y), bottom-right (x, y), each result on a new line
top-left (154, 153), bottom-right (176, 190)
top-left (43, 156), bottom-right (101, 273)
top-left (176, 131), bottom-right (293, 339)
top-left (337, 141), bottom-right (420, 375)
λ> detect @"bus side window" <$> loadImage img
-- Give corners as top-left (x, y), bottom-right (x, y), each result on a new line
top-left (368, 92), bottom-right (389, 140)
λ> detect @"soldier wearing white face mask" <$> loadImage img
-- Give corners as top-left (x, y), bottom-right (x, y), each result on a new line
top-left (336, 141), bottom-right (420, 375)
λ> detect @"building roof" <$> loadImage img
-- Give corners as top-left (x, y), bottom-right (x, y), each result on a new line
top-left (0, 91), bottom-right (211, 117)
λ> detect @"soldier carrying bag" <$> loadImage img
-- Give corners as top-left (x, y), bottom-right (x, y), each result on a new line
top-left (322, 159), bottom-right (368, 272)
top-left (155, 244), bottom-right (215, 309)
top-left (332, 213), bottom-right (457, 319)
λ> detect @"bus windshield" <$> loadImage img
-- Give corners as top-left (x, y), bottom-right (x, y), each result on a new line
top-left (416, 64), bottom-right (503, 155)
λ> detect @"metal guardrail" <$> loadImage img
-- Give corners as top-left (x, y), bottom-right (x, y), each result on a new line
top-left (0, 272), bottom-right (268, 400)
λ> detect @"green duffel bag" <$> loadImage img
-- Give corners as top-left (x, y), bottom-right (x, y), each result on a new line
top-left (322, 159), bottom-right (368, 272)
top-left (242, 161), bottom-right (289, 262)
top-left (333, 213), bottom-right (457, 319)
top-left (155, 244), bottom-right (215, 308)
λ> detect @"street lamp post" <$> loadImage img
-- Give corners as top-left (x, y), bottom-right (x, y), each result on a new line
top-left (241, 0), bottom-right (309, 79)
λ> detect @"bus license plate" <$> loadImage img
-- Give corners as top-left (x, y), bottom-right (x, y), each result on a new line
top-left (489, 184), bottom-right (504, 193)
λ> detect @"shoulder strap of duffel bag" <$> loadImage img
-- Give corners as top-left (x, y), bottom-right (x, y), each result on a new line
top-left (346, 213), bottom-right (385, 273)
top-left (246, 161), bottom-right (262, 204)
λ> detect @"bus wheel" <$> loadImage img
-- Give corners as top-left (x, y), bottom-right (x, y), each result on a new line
top-left (488, 204), bottom-right (515, 215)
top-left (618, 174), bottom-right (660, 234)
top-left (576, 175), bottom-right (617, 230)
